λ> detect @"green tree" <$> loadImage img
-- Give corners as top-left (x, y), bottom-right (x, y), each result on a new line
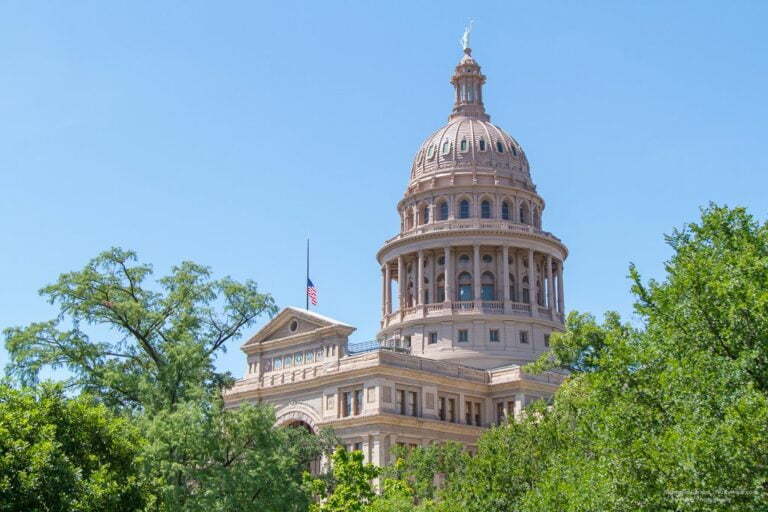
top-left (442, 205), bottom-right (768, 511)
top-left (4, 247), bottom-right (277, 412)
top-left (307, 447), bottom-right (379, 512)
top-left (0, 383), bottom-right (149, 512)
top-left (3, 248), bottom-right (334, 511)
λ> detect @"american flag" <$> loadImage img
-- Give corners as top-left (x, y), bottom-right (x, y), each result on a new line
top-left (307, 278), bottom-right (318, 306)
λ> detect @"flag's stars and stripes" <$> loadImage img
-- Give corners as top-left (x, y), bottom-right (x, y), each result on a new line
top-left (307, 278), bottom-right (318, 306)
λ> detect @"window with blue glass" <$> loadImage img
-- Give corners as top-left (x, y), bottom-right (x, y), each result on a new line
top-left (458, 272), bottom-right (473, 301)
top-left (459, 200), bottom-right (470, 219)
top-left (501, 201), bottom-right (510, 220)
top-left (481, 271), bottom-right (496, 300)
top-left (481, 200), bottom-right (491, 219)
top-left (438, 201), bottom-right (449, 220)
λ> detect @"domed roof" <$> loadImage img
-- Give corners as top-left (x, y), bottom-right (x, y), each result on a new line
top-left (410, 117), bottom-right (530, 182)
top-left (408, 47), bottom-right (532, 187)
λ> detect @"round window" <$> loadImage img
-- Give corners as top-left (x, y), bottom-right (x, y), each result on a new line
top-left (289, 320), bottom-right (298, 332)
top-left (459, 254), bottom-right (470, 263)
top-left (482, 255), bottom-right (493, 263)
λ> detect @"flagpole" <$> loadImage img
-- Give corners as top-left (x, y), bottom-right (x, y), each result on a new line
top-left (306, 238), bottom-right (309, 310)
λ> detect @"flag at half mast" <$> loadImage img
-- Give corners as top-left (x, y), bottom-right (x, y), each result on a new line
top-left (307, 278), bottom-right (318, 306)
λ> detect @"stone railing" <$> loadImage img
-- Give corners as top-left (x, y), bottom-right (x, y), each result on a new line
top-left (488, 365), bottom-right (567, 386)
top-left (385, 219), bottom-right (562, 245)
top-left (228, 349), bottom-right (492, 394)
top-left (381, 301), bottom-right (558, 328)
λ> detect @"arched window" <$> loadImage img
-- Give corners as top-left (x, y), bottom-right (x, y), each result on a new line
top-left (501, 201), bottom-right (510, 220)
top-left (405, 210), bottom-right (414, 229)
top-left (509, 274), bottom-right (517, 302)
top-left (481, 200), bottom-right (491, 219)
top-left (438, 201), bottom-right (448, 220)
top-left (460, 139), bottom-right (468, 152)
top-left (423, 277), bottom-right (430, 304)
top-left (422, 206), bottom-right (429, 224)
top-left (519, 203), bottom-right (529, 224)
top-left (496, 141), bottom-right (504, 153)
top-left (478, 138), bottom-right (486, 151)
top-left (436, 274), bottom-right (445, 302)
top-left (458, 272), bottom-right (473, 301)
top-left (459, 199), bottom-right (470, 219)
top-left (481, 271), bottom-right (496, 301)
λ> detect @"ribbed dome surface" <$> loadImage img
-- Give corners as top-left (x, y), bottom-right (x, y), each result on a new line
top-left (409, 117), bottom-right (530, 183)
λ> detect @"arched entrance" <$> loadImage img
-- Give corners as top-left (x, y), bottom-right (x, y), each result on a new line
top-left (276, 407), bottom-right (323, 474)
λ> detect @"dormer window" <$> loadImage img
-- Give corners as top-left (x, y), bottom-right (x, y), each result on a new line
top-left (441, 140), bottom-right (452, 155)
top-left (478, 138), bottom-right (486, 151)
top-left (427, 145), bottom-right (436, 159)
top-left (496, 141), bottom-right (504, 153)
top-left (460, 139), bottom-right (468, 152)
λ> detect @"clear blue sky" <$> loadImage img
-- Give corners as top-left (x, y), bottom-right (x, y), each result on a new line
top-left (2, 2), bottom-right (767, 378)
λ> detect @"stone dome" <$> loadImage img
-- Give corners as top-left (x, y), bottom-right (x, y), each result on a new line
top-left (407, 47), bottom-right (532, 188)
top-left (409, 118), bottom-right (530, 183)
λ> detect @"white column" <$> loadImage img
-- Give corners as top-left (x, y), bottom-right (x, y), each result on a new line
top-left (397, 255), bottom-right (404, 311)
top-left (514, 248), bottom-right (522, 302)
top-left (417, 251), bottom-right (424, 306)
top-left (473, 245), bottom-right (481, 302)
top-left (444, 246), bottom-right (453, 302)
top-left (381, 266), bottom-right (387, 316)
top-left (527, 249), bottom-right (535, 311)
top-left (547, 254), bottom-right (554, 310)
top-left (502, 245), bottom-right (510, 302)
top-left (557, 260), bottom-right (565, 313)
top-left (384, 262), bottom-right (391, 314)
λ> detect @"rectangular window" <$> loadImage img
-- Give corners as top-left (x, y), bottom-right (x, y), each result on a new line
top-left (439, 397), bottom-right (446, 421)
top-left (397, 390), bottom-right (406, 415)
top-left (408, 391), bottom-right (418, 417)
top-left (354, 442), bottom-right (363, 452)
top-left (448, 398), bottom-right (456, 423)
top-left (294, 352), bottom-right (303, 366)
top-left (342, 391), bottom-right (353, 417)
top-left (305, 350), bottom-right (314, 363)
top-left (489, 329), bottom-right (500, 342)
top-left (284, 355), bottom-right (292, 368)
top-left (465, 400), bottom-right (472, 425)
top-left (507, 400), bottom-right (516, 418)
top-left (274, 357), bottom-right (282, 370)
top-left (354, 389), bottom-right (363, 415)
top-left (458, 329), bottom-right (469, 343)
top-left (497, 402), bottom-right (505, 425)
top-left (544, 334), bottom-right (550, 347)
top-left (428, 332), bottom-right (438, 344)
top-left (474, 402), bottom-right (482, 426)
top-left (519, 331), bottom-right (529, 344)
top-left (403, 335), bottom-right (412, 349)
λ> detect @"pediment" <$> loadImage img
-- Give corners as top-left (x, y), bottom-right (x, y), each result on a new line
top-left (242, 306), bottom-right (354, 347)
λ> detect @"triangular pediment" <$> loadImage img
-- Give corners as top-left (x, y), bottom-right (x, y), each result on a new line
top-left (242, 306), bottom-right (354, 347)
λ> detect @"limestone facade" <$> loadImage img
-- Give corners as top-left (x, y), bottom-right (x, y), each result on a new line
top-left (224, 44), bottom-right (568, 465)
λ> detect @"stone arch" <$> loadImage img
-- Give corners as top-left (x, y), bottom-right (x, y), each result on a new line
top-left (275, 404), bottom-right (321, 434)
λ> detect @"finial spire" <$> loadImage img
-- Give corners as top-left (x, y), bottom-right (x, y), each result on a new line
top-left (460, 19), bottom-right (474, 53)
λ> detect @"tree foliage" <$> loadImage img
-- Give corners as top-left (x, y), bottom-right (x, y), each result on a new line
top-left (372, 204), bottom-right (768, 511)
top-left (307, 448), bottom-right (379, 512)
top-left (3, 248), bottom-right (337, 511)
top-left (4, 247), bottom-right (277, 412)
top-left (0, 383), bottom-right (149, 512)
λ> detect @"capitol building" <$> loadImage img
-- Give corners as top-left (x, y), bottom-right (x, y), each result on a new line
top-left (224, 40), bottom-right (568, 466)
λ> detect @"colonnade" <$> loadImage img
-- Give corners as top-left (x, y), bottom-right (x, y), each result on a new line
top-left (381, 244), bottom-right (564, 320)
